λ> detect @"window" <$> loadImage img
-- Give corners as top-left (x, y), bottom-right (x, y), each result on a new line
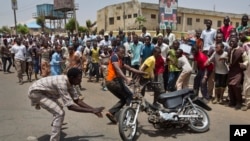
top-left (204, 19), bottom-right (209, 24)
top-left (236, 22), bottom-right (239, 27)
top-left (117, 16), bottom-right (121, 20)
top-left (177, 16), bottom-right (181, 24)
top-left (133, 13), bottom-right (137, 18)
top-left (196, 18), bottom-right (200, 22)
top-left (187, 18), bottom-right (192, 25)
top-left (151, 14), bottom-right (156, 19)
top-left (116, 6), bottom-right (122, 10)
top-left (109, 17), bottom-right (114, 25)
top-left (124, 15), bottom-right (127, 19)
top-left (217, 20), bottom-right (222, 27)
top-left (128, 14), bottom-right (132, 19)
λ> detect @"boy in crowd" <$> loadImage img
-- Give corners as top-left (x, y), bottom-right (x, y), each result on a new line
top-left (205, 43), bottom-right (228, 104)
top-left (175, 49), bottom-right (192, 90)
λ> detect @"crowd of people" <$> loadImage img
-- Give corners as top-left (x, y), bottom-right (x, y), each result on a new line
top-left (0, 14), bottom-right (250, 141)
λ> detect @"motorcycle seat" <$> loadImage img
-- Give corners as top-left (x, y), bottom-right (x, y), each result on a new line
top-left (158, 88), bottom-right (193, 100)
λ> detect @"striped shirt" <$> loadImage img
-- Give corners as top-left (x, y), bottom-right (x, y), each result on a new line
top-left (28, 75), bottom-right (77, 107)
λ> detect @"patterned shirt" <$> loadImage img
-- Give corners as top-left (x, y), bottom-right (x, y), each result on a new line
top-left (28, 75), bottom-right (78, 107)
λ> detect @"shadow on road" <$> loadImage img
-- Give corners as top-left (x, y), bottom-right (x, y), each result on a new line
top-left (134, 124), bottom-right (207, 140)
top-left (37, 131), bottom-right (104, 141)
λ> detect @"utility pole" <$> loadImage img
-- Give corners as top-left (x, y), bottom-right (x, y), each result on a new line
top-left (73, 0), bottom-right (78, 34)
top-left (11, 0), bottom-right (18, 35)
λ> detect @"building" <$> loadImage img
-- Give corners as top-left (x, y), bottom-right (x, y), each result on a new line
top-left (97, 0), bottom-right (244, 32)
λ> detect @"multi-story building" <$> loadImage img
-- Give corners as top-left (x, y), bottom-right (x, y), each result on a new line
top-left (97, 0), bottom-right (244, 32)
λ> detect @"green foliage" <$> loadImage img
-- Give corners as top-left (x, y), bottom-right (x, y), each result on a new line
top-left (85, 19), bottom-right (96, 32)
top-left (17, 24), bottom-right (29, 35)
top-left (65, 18), bottom-right (79, 33)
top-left (135, 15), bottom-right (147, 29)
top-left (0, 26), bottom-right (11, 34)
top-left (36, 15), bottom-right (45, 31)
top-left (78, 26), bottom-right (89, 33)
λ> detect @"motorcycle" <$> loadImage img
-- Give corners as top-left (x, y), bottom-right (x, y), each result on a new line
top-left (118, 78), bottom-right (212, 141)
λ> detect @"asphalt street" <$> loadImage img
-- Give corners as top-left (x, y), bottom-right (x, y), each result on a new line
top-left (0, 70), bottom-right (250, 141)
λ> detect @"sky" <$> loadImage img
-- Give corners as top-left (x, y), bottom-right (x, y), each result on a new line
top-left (0, 0), bottom-right (250, 27)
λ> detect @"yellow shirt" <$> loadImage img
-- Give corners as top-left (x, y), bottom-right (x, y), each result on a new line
top-left (140, 56), bottom-right (155, 79)
top-left (91, 48), bottom-right (100, 63)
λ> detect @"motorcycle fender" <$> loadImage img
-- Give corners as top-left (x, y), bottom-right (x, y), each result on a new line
top-left (193, 98), bottom-right (212, 111)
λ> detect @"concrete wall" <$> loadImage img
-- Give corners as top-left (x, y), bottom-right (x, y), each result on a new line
top-left (97, 1), bottom-right (244, 33)
top-left (176, 11), bottom-right (241, 32)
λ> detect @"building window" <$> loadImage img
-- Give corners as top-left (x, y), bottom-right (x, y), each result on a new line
top-left (151, 14), bottom-right (156, 19)
top-left (124, 15), bottom-right (127, 19)
top-left (204, 19), bottom-right (210, 24)
top-left (116, 6), bottom-right (122, 10)
top-left (128, 14), bottom-right (132, 19)
top-left (109, 17), bottom-right (114, 25)
top-left (187, 18), bottom-right (192, 25)
top-left (177, 16), bottom-right (181, 24)
top-left (217, 20), bottom-right (222, 27)
top-left (236, 22), bottom-right (239, 27)
top-left (196, 18), bottom-right (200, 22)
top-left (117, 16), bottom-right (121, 20)
top-left (133, 13), bottom-right (137, 18)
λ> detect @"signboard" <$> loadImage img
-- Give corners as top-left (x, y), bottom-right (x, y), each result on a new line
top-left (54, 0), bottom-right (73, 11)
top-left (159, 0), bottom-right (178, 30)
top-left (11, 0), bottom-right (18, 10)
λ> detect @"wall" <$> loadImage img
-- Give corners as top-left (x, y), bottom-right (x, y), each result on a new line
top-left (97, 2), bottom-right (244, 33)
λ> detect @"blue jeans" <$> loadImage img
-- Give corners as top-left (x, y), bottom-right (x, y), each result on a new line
top-left (33, 58), bottom-right (40, 74)
top-left (167, 71), bottom-right (180, 92)
top-left (193, 69), bottom-right (212, 100)
top-left (1, 57), bottom-right (12, 72)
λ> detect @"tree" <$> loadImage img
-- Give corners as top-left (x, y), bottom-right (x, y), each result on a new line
top-left (36, 15), bottom-right (45, 32)
top-left (86, 20), bottom-right (96, 31)
top-left (78, 26), bottom-right (89, 33)
top-left (135, 15), bottom-right (147, 29)
top-left (0, 26), bottom-right (11, 34)
top-left (17, 24), bottom-right (29, 35)
top-left (65, 18), bottom-right (79, 34)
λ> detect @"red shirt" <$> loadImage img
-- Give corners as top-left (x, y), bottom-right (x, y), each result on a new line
top-left (194, 51), bottom-right (213, 71)
top-left (220, 25), bottom-right (234, 41)
top-left (155, 56), bottom-right (165, 74)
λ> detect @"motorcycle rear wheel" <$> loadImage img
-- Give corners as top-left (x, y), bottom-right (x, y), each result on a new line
top-left (118, 106), bottom-right (138, 141)
top-left (185, 106), bottom-right (210, 133)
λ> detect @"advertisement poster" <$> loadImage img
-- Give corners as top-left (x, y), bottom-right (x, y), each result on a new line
top-left (159, 0), bottom-right (178, 30)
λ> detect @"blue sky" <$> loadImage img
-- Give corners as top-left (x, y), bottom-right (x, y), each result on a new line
top-left (0, 0), bottom-right (249, 27)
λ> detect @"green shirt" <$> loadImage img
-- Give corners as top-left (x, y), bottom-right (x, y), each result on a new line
top-left (236, 24), bottom-right (250, 33)
top-left (168, 49), bottom-right (180, 72)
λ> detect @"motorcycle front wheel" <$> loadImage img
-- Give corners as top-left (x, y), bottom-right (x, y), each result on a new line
top-left (184, 105), bottom-right (210, 133)
top-left (118, 106), bottom-right (138, 141)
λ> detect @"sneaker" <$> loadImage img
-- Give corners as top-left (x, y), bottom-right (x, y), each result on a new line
top-left (241, 106), bottom-right (249, 111)
top-left (212, 99), bottom-right (218, 104)
top-left (35, 104), bottom-right (41, 110)
top-left (106, 112), bottom-right (117, 124)
top-left (19, 81), bottom-right (24, 85)
top-left (103, 87), bottom-right (108, 91)
top-left (235, 104), bottom-right (242, 110)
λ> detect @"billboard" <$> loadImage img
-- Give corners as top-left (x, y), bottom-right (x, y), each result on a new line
top-left (11, 0), bottom-right (18, 10)
top-left (54, 0), bottom-right (73, 11)
top-left (159, 0), bottom-right (178, 30)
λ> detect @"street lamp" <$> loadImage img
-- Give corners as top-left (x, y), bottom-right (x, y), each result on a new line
top-left (11, 0), bottom-right (18, 35)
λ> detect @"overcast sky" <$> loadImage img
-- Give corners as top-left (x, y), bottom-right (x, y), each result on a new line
top-left (0, 0), bottom-right (250, 27)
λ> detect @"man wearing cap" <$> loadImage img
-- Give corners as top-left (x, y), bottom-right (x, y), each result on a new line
top-left (100, 33), bottom-right (112, 47)
top-left (28, 68), bottom-right (105, 141)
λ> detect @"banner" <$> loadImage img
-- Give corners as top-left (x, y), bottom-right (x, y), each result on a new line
top-left (159, 0), bottom-right (178, 30)
top-left (11, 0), bottom-right (18, 10)
top-left (54, 0), bottom-right (74, 10)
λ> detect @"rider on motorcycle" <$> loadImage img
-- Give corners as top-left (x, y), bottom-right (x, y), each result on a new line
top-left (105, 46), bottom-right (146, 124)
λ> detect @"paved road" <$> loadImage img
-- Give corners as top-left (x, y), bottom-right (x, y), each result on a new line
top-left (0, 70), bottom-right (250, 141)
